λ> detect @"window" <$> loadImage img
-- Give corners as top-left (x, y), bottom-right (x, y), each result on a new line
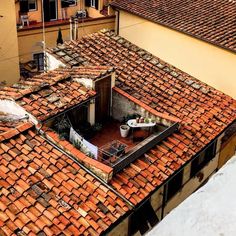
top-left (19, 0), bottom-right (29, 13)
top-left (190, 140), bottom-right (217, 177)
top-left (190, 153), bottom-right (205, 177)
top-left (28, 0), bottom-right (37, 11)
top-left (166, 169), bottom-right (183, 201)
top-left (61, 0), bottom-right (77, 8)
top-left (85, 0), bottom-right (99, 9)
top-left (91, 0), bottom-right (96, 7)
top-left (33, 53), bottom-right (44, 72)
top-left (129, 200), bottom-right (159, 235)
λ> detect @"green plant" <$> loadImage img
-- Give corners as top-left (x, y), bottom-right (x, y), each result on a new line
top-left (73, 139), bottom-right (82, 149)
top-left (122, 113), bottom-right (140, 123)
top-left (151, 118), bottom-right (156, 123)
top-left (144, 118), bottom-right (150, 123)
top-left (92, 123), bottom-right (102, 132)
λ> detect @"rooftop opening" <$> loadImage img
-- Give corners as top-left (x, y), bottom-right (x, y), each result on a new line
top-left (42, 68), bottom-right (179, 179)
top-left (89, 119), bottom-right (178, 173)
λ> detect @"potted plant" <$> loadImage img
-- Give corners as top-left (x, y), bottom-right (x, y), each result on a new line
top-left (120, 124), bottom-right (130, 138)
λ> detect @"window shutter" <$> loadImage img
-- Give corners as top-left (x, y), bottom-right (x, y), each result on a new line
top-left (20, 0), bottom-right (29, 13)
top-left (95, 0), bottom-right (99, 10)
top-left (61, 0), bottom-right (70, 8)
top-left (85, 0), bottom-right (90, 7)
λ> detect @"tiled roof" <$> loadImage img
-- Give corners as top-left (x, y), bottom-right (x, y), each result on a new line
top-left (0, 112), bottom-right (33, 142)
top-left (0, 126), bottom-right (129, 235)
top-left (43, 126), bottom-right (114, 182)
top-left (110, 0), bottom-right (236, 53)
top-left (47, 30), bottom-right (236, 204)
top-left (53, 66), bottom-right (114, 80)
top-left (0, 69), bottom-right (97, 121)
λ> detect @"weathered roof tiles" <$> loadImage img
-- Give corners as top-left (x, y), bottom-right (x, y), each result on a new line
top-left (47, 30), bottom-right (236, 204)
top-left (0, 126), bottom-right (130, 235)
top-left (0, 69), bottom-right (97, 122)
top-left (111, 0), bottom-right (236, 53)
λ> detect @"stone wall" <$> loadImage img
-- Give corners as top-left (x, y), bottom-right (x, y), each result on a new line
top-left (112, 91), bottom-right (173, 127)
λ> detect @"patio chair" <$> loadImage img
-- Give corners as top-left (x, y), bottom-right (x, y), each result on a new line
top-left (20, 15), bottom-right (29, 27)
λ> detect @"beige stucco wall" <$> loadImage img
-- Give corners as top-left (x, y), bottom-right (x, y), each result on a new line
top-left (0, 0), bottom-right (20, 85)
top-left (107, 216), bottom-right (129, 236)
top-left (118, 10), bottom-right (236, 99)
top-left (164, 153), bottom-right (219, 216)
top-left (17, 16), bottom-right (115, 62)
top-left (218, 134), bottom-right (236, 169)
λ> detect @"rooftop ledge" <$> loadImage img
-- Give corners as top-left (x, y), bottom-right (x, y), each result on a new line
top-left (106, 122), bottom-right (179, 174)
top-left (17, 15), bottom-right (115, 32)
top-left (113, 87), bottom-right (181, 124)
top-left (43, 119), bottom-right (179, 183)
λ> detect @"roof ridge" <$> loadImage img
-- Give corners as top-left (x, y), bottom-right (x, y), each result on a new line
top-left (113, 87), bottom-right (181, 123)
top-left (0, 122), bottom-right (33, 142)
top-left (110, 0), bottom-right (236, 53)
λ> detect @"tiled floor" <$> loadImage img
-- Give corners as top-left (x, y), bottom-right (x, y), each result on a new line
top-left (89, 120), bottom-right (136, 151)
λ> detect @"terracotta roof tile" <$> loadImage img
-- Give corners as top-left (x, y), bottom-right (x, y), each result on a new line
top-left (0, 127), bottom-right (129, 235)
top-left (111, 0), bottom-right (236, 53)
top-left (47, 30), bottom-right (236, 204)
top-left (0, 70), bottom-right (97, 122)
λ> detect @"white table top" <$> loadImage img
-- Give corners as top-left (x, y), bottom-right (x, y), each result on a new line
top-left (127, 119), bottom-right (156, 128)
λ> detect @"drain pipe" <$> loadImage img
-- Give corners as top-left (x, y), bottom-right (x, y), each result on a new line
top-left (69, 17), bottom-right (73, 41)
top-left (37, 125), bottom-right (134, 209)
top-left (74, 18), bottom-right (78, 40)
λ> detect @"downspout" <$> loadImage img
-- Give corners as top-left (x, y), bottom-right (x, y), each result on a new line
top-left (36, 125), bottom-right (135, 209)
top-left (69, 17), bottom-right (73, 41)
top-left (161, 184), bottom-right (167, 219)
top-left (74, 18), bottom-right (78, 40)
top-left (115, 10), bottom-right (120, 35)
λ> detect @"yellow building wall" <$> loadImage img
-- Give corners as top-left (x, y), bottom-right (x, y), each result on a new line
top-left (107, 216), bottom-right (129, 236)
top-left (118, 11), bottom-right (236, 99)
top-left (17, 16), bottom-right (115, 62)
top-left (0, 0), bottom-right (20, 85)
top-left (218, 134), bottom-right (236, 169)
top-left (164, 154), bottom-right (219, 216)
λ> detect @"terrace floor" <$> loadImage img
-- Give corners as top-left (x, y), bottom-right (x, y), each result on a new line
top-left (89, 120), bottom-right (136, 152)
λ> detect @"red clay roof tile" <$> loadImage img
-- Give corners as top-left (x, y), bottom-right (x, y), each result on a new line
top-left (0, 126), bottom-right (129, 235)
top-left (111, 0), bottom-right (236, 53)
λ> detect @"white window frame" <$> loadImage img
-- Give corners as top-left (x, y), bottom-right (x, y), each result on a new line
top-left (28, 0), bottom-right (37, 11)
top-left (49, 0), bottom-right (58, 21)
top-left (61, 0), bottom-right (77, 7)
top-left (69, 0), bottom-right (77, 7)
top-left (90, 0), bottom-right (96, 8)
top-left (33, 52), bottom-right (44, 72)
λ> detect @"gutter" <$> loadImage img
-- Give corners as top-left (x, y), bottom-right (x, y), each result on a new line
top-left (42, 95), bottom-right (97, 123)
top-left (129, 117), bottom-right (236, 214)
top-left (36, 114), bottom-right (236, 233)
top-left (36, 125), bottom-right (135, 209)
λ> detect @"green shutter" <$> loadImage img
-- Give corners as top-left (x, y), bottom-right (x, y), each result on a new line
top-left (95, 0), bottom-right (99, 10)
top-left (85, 0), bottom-right (90, 7)
top-left (20, 0), bottom-right (29, 13)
